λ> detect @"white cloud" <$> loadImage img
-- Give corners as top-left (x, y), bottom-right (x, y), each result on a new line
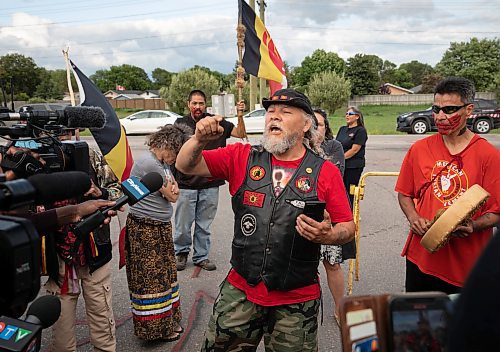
top-left (0, 0), bottom-right (497, 76)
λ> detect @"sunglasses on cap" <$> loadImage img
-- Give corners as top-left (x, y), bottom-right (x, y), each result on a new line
top-left (346, 111), bottom-right (358, 116)
top-left (431, 104), bottom-right (469, 115)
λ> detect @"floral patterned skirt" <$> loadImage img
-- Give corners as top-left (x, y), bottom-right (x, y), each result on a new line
top-left (321, 244), bottom-right (343, 265)
top-left (125, 214), bottom-right (181, 340)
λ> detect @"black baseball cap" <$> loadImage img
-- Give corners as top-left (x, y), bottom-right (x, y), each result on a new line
top-left (262, 89), bottom-right (315, 117)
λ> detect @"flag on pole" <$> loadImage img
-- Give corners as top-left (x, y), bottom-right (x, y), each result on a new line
top-left (70, 60), bottom-right (134, 268)
top-left (239, 0), bottom-right (287, 95)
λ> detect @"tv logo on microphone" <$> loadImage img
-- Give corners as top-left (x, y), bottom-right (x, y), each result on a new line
top-left (122, 176), bottom-right (151, 200)
top-left (0, 321), bottom-right (32, 342)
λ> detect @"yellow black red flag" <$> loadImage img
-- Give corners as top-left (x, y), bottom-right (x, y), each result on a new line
top-left (239, 0), bottom-right (287, 95)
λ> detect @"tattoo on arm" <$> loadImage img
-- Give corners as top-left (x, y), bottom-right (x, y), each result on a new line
top-left (331, 223), bottom-right (352, 245)
top-left (187, 144), bottom-right (205, 169)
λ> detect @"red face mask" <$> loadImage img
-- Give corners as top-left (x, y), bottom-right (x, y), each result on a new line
top-left (435, 113), bottom-right (462, 135)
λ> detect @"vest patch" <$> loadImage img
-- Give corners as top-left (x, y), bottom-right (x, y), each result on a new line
top-left (243, 191), bottom-right (266, 208)
top-left (241, 214), bottom-right (257, 236)
top-left (286, 199), bottom-right (305, 209)
top-left (295, 176), bottom-right (313, 193)
top-left (249, 165), bottom-right (266, 181)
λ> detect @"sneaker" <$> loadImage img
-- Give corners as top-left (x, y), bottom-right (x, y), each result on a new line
top-left (176, 253), bottom-right (188, 271)
top-left (195, 259), bottom-right (217, 271)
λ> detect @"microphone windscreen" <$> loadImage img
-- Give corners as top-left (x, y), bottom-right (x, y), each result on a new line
top-left (141, 172), bottom-right (163, 193)
top-left (28, 171), bottom-right (91, 204)
top-left (63, 106), bottom-right (106, 128)
top-left (26, 295), bottom-right (61, 328)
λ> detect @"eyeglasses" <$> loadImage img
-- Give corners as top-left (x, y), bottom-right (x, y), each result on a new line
top-left (431, 104), bottom-right (469, 114)
top-left (346, 112), bottom-right (358, 116)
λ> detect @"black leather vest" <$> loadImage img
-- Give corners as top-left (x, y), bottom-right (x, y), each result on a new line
top-left (230, 146), bottom-right (325, 291)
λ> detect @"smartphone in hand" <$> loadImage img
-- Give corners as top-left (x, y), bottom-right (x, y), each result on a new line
top-left (302, 200), bottom-right (326, 222)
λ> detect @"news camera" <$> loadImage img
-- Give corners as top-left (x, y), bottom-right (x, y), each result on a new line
top-left (0, 105), bottom-right (106, 177)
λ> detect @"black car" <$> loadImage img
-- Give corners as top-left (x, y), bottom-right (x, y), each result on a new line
top-left (396, 99), bottom-right (500, 134)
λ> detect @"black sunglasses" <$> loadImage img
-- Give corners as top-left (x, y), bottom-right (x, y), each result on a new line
top-left (431, 104), bottom-right (469, 115)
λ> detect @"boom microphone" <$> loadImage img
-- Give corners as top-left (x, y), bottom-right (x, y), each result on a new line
top-left (19, 106), bottom-right (106, 129)
top-left (61, 106), bottom-right (106, 128)
top-left (73, 172), bottom-right (163, 236)
top-left (0, 171), bottom-right (91, 210)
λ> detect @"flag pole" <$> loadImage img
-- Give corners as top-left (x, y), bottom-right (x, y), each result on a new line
top-left (62, 47), bottom-right (80, 140)
top-left (236, 7), bottom-right (248, 140)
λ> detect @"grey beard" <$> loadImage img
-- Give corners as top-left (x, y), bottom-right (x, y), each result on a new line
top-left (261, 130), bottom-right (300, 155)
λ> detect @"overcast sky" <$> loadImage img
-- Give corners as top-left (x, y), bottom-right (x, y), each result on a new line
top-left (1, 0), bottom-right (498, 77)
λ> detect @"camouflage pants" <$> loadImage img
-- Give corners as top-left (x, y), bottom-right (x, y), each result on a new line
top-left (201, 279), bottom-right (319, 352)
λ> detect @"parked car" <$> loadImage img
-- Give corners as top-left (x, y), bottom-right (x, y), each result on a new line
top-left (120, 110), bottom-right (182, 135)
top-left (226, 108), bottom-right (266, 133)
top-left (396, 99), bottom-right (500, 134)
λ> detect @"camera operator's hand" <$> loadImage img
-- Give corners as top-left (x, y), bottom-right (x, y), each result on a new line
top-left (56, 199), bottom-right (122, 226)
top-left (0, 153), bottom-right (16, 180)
top-left (84, 179), bottom-right (103, 198)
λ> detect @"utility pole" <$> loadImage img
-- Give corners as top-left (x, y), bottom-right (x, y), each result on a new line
top-left (249, 0), bottom-right (257, 111)
top-left (258, 0), bottom-right (267, 102)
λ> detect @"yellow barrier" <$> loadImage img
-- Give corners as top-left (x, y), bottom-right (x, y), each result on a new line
top-left (347, 171), bottom-right (400, 295)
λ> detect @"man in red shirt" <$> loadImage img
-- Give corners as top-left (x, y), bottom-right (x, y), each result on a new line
top-left (396, 77), bottom-right (500, 294)
top-left (176, 88), bottom-right (354, 351)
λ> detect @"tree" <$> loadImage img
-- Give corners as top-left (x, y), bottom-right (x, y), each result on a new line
top-left (34, 68), bottom-right (63, 100)
top-left (0, 53), bottom-right (42, 99)
top-left (192, 65), bottom-right (233, 92)
top-left (436, 37), bottom-right (500, 91)
top-left (420, 72), bottom-right (444, 93)
top-left (90, 64), bottom-right (152, 92)
top-left (346, 54), bottom-right (383, 96)
top-left (152, 68), bottom-right (174, 89)
top-left (292, 49), bottom-right (345, 91)
top-left (164, 68), bottom-right (220, 114)
top-left (306, 71), bottom-right (351, 115)
top-left (399, 60), bottom-right (434, 87)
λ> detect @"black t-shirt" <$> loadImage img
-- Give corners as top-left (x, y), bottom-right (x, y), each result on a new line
top-left (335, 125), bottom-right (368, 169)
top-left (173, 114), bottom-right (235, 189)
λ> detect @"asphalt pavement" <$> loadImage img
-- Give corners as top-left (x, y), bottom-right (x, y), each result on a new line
top-left (38, 134), bottom-right (499, 351)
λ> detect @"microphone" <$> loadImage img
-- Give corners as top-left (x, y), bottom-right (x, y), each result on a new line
top-left (61, 106), bottom-right (106, 129)
top-left (73, 172), bottom-right (163, 236)
top-left (0, 171), bottom-right (91, 210)
top-left (24, 295), bottom-right (61, 329)
top-left (0, 296), bottom-right (61, 352)
top-left (19, 106), bottom-right (106, 129)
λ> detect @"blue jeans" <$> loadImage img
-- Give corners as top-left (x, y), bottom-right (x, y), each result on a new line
top-left (174, 187), bottom-right (219, 263)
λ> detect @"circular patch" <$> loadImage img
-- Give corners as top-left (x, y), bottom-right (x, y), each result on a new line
top-left (305, 167), bottom-right (313, 174)
top-left (249, 165), bottom-right (266, 181)
top-left (241, 214), bottom-right (257, 236)
top-left (295, 175), bottom-right (313, 193)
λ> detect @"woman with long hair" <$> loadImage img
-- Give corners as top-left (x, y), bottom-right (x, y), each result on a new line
top-left (125, 124), bottom-right (189, 342)
top-left (335, 106), bottom-right (368, 262)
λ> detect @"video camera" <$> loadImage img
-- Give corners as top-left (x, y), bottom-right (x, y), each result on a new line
top-left (0, 106), bottom-right (106, 176)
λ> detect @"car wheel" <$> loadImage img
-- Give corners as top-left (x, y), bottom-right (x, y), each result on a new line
top-left (0, 121), bottom-right (5, 126)
top-left (411, 120), bottom-right (429, 134)
top-left (473, 119), bottom-right (491, 134)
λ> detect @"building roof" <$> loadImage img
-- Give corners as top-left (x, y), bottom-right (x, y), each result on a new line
top-left (383, 83), bottom-right (414, 94)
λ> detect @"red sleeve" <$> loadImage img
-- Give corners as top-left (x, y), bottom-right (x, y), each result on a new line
top-left (395, 144), bottom-right (416, 198)
top-left (480, 142), bottom-right (500, 215)
top-left (317, 161), bottom-right (353, 223)
top-left (202, 143), bottom-right (251, 195)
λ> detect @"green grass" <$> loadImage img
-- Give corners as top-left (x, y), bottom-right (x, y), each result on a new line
top-left (329, 104), bottom-right (431, 135)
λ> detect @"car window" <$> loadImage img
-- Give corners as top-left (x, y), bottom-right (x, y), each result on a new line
top-left (49, 104), bottom-right (65, 110)
top-left (132, 112), bottom-right (149, 119)
top-left (150, 111), bottom-right (167, 118)
top-left (248, 109), bottom-right (265, 117)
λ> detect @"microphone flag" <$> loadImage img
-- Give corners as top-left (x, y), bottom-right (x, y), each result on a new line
top-left (70, 60), bottom-right (134, 268)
